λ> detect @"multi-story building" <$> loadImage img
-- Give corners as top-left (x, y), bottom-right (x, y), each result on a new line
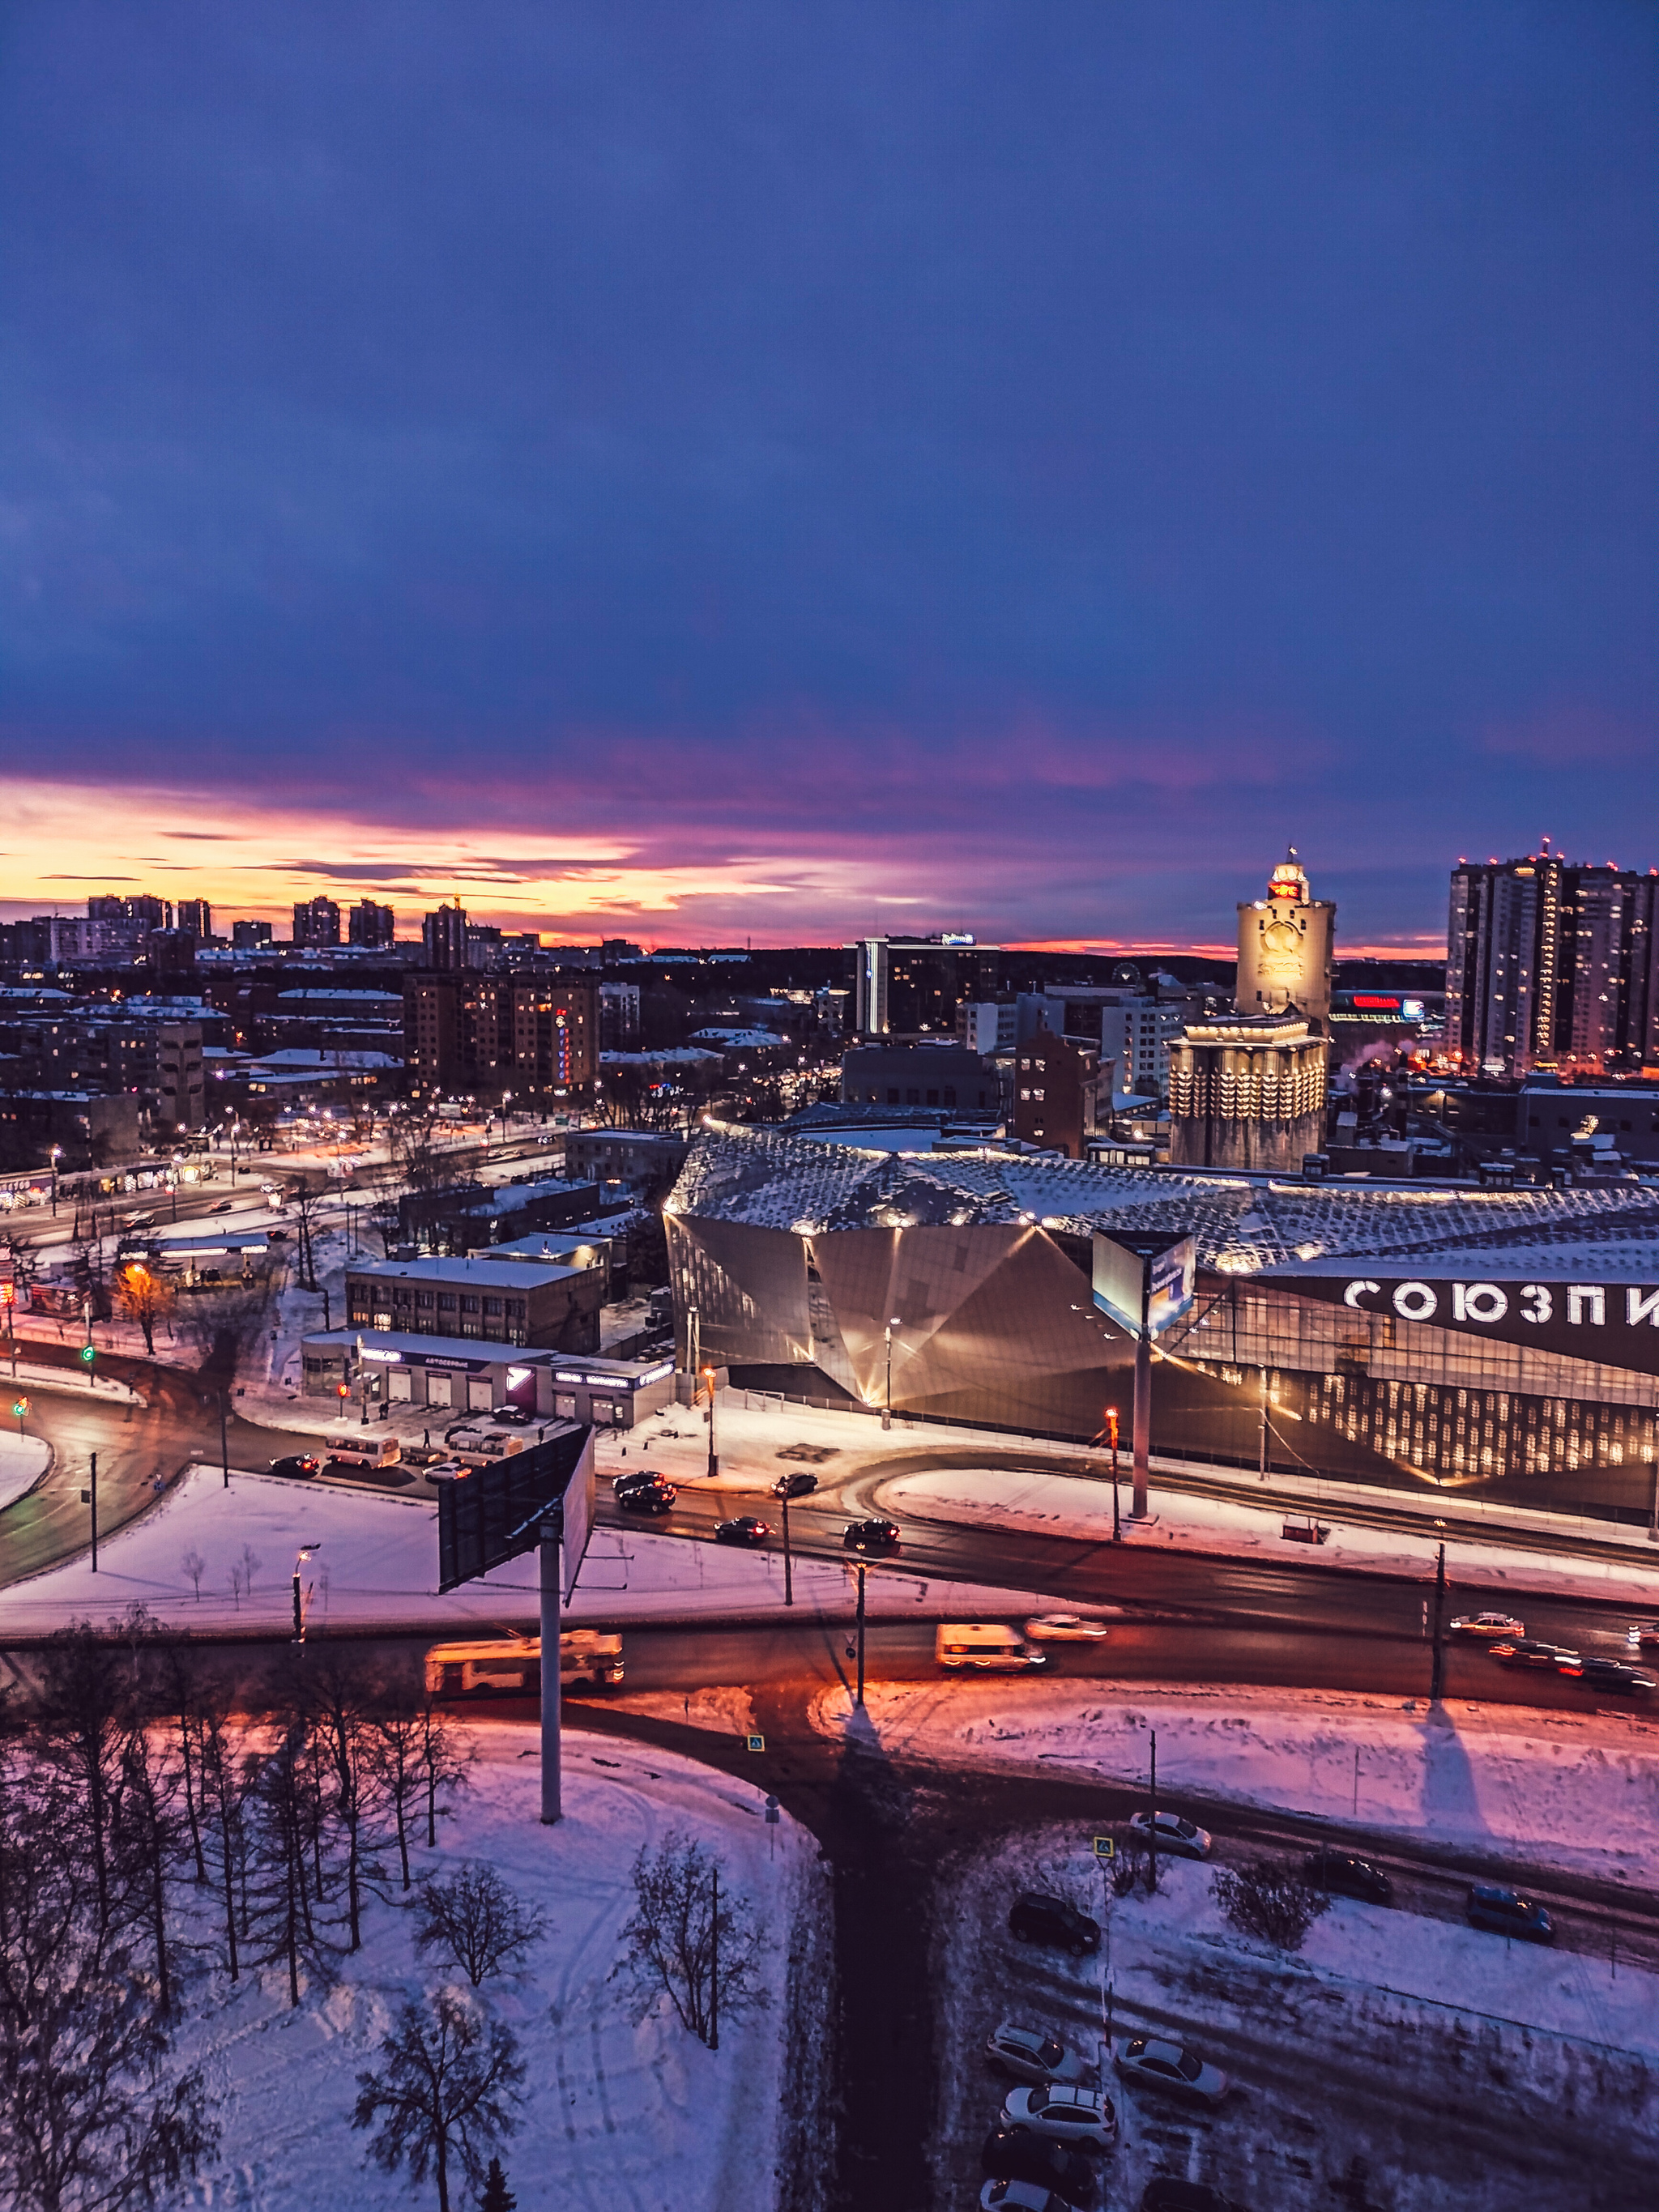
top-left (403, 970), bottom-right (597, 1097)
top-left (1446, 849), bottom-right (1659, 1076)
top-left (422, 902), bottom-right (469, 970)
top-left (231, 919), bottom-right (275, 951)
top-left (1235, 852), bottom-right (1335, 1029)
top-left (348, 898), bottom-right (395, 948)
top-left (957, 1000), bottom-right (1019, 1055)
top-left (840, 1042), bottom-right (1000, 1115)
top-left (1012, 1028), bottom-right (1100, 1157)
top-left (1017, 980), bottom-right (1207, 1103)
top-left (1166, 1012), bottom-right (1328, 1172)
top-left (292, 896), bottom-right (342, 948)
top-left (562, 1127), bottom-right (689, 1196)
top-left (175, 899), bottom-right (212, 937)
top-left (343, 1252), bottom-right (603, 1352)
top-left (845, 936), bottom-right (1001, 1038)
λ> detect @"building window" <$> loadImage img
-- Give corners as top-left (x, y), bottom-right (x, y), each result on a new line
top-left (509, 1300), bottom-right (527, 1320)
top-left (416, 1290), bottom-right (434, 1309)
top-left (373, 1309), bottom-right (392, 1331)
top-left (437, 1294), bottom-right (456, 1311)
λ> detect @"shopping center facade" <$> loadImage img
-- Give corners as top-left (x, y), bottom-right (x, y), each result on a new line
top-left (665, 1122), bottom-right (1659, 1527)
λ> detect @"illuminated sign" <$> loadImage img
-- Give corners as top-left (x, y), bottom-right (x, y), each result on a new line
top-left (360, 1348), bottom-right (403, 1364)
top-left (1093, 1231), bottom-right (1196, 1339)
top-left (1260, 1272), bottom-right (1659, 1378)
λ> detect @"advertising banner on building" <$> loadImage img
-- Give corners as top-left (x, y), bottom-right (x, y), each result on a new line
top-left (1266, 1271), bottom-right (1659, 1378)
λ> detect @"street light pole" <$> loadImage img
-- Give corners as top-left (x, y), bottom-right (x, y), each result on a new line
top-left (89, 1451), bottom-right (98, 1572)
top-left (779, 1485), bottom-right (794, 1607)
top-left (882, 1315), bottom-right (900, 1431)
top-left (292, 1542), bottom-right (320, 1641)
top-left (855, 1562), bottom-right (867, 1707)
top-left (220, 1389), bottom-right (230, 1489)
top-left (702, 1365), bottom-right (719, 1479)
top-left (1429, 1542), bottom-right (1448, 1704)
top-left (1107, 1406), bottom-right (1120, 1543)
top-left (1259, 1366), bottom-right (1269, 1480)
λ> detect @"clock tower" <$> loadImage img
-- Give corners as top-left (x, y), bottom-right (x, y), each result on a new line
top-left (1235, 849), bottom-right (1336, 1031)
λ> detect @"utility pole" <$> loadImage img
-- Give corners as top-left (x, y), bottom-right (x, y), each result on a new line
top-left (89, 1451), bottom-right (98, 1572)
top-left (703, 1366), bottom-right (719, 1479)
top-left (1132, 1323), bottom-right (1151, 1520)
top-left (779, 1485), bottom-right (794, 1607)
top-left (1259, 1366), bottom-right (1269, 1480)
top-left (220, 1390), bottom-right (230, 1489)
top-left (855, 1562), bottom-right (867, 1707)
top-left (1146, 1728), bottom-right (1158, 1893)
top-left (883, 1319), bottom-right (899, 1430)
top-left (539, 1524), bottom-right (563, 1823)
top-left (1429, 1542), bottom-right (1447, 1704)
top-left (1107, 1406), bottom-right (1121, 1543)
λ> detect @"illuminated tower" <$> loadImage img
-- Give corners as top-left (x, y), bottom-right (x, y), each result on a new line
top-left (1235, 850), bottom-right (1336, 1032)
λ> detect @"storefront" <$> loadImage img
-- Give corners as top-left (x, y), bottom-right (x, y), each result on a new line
top-left (299, 1328), bottom-right (676, 1429)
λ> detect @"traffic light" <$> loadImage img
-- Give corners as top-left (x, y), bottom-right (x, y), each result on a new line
top-left (337, 1381), bottom-right (350, 1400)
top-left (11, 1397), bottom-right (27, 1421)
top-left (79, 1344), bottom-right (96, 1368)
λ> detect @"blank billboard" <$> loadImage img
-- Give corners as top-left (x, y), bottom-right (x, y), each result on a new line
top-left (437, 1426), bottom-right (595, 1596)
top-left (1093, 1230), bottom-right (1196, 1340)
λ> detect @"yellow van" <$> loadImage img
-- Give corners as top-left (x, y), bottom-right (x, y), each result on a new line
top-left (935, 1622), bottom-right (1048, 1673)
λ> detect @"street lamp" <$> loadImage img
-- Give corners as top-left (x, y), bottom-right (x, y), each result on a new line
top-left (1106, 1406), bottom-right (1121, 1542)
top-left (702, 1365), bottom-right (719, 1479)
top-left (292, 1543), bottom-right (322, 1642)
top-left (49, 1144), bottom-right (63, 1215)
top-left (882, 1316), bottom-right (901, 1431)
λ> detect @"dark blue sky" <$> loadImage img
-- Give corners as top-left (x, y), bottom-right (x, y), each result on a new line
top-left (2, 2), bottom-right (1654, 948)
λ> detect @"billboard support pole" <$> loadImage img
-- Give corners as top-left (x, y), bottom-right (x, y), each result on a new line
top-left (539, 1531), bottom-right (562, 1824)
top-left (1131, 1325), bottom-right (1151, 1520)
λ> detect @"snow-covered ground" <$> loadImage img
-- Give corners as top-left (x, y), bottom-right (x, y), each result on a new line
top-left (817, 1678), bottom-right (1659, 1886)
top-left (0, 1430), bottom-right (50, 1514)
top-left (932, 1825), bottom-right (1657, 2211)
top-left (170, 1724), bottom-right (825, 2212)
top-left (0, 1460), bottom-right (1057, 1636)
top-left (881, 1460), bottom-right (1659, 1605)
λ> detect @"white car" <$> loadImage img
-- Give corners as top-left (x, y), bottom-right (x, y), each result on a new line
top-left (1450, 1611), bottom-right (1525, 1639)
top-left (986, 2022), bottom-right (1089, 2087)
top-left (1000, 2085), bottom-right (1117, 2152)
top-left (1114, 2035), bottom-right (1228, 2105)
top-left (1023, 1615), bottom-right (1111, 1643)
top-left (980, 2182), bottom-right (1081, 2212)
top-left (1128, 1810), bottom-right (1212, 1860)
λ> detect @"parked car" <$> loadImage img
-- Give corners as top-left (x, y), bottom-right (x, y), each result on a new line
top-left (1449, 1611), bottom-right (1525, 1639)
top-left (1302, 1848), bottom-right (1392, 1906)
top-left (1114, 2036), bottom-right (1228, 2106)
top-left (1024, 1614), bottom-right (1110, 1643)
top-left (616, 1481), bottom-right (676, 1516)
top-left (979, 2182), bottom-right (1082, 2212)
top-left (1491, 1638), bottom-right (1580, 1669)
top-left (1629, 1621), bottom-right (1659, 1652)
top-left (985, 2023), bottom-right (1090, 2088)
top-left (1000, 2085), bottom-right (1117, 2153)
top-left (842, 1517), bottom-right (901, 1553)
top-left (1009, 1893), bottom-right (1101, 1957)
top-left (1465, 1883), bottom-right (1555, 1943)
top-left (774, 1470), bottom-right (819, 1498)
top-left (1139, 2182), bottom-right (1236, 2212)
top-left (1128, 1810), bottom-right (1212, 1860)
top-left (269, 1454), bottom-right (322, 1480)
top-left (613, 1469), bottom-right (666, 1496)
top-left (981, 2129), bottom-right (1098, 2206)
top-left (491, 1404), bottom-right (535, 1426)
top-left (714, 1515), bottom-right (770, 1546)
top-left (1559, 1655), bottom-right (1656, 1694)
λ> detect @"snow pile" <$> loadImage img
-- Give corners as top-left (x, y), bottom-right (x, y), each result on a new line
top-left (817, 1678), bottom-right (1659, 1884)
top-left (0, 1460), bottom-right (1051, 1636)
top-left (170, 1727), bottom-right (820, 2212)
top-left (0, 1430), bottom-right (50, 1515)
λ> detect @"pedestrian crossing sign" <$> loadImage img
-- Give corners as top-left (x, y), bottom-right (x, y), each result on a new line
top-left (746, 1734), bottom-right (765, 1752)
top-left (1093, 1836), bottom-right (1115, 1859)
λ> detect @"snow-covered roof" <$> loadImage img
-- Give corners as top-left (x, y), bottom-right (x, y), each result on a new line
top-left (667, 1122), bottom-right (1659, 1277)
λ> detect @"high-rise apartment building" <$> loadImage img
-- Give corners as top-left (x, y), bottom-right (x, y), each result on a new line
top-left (422, 902), bottom-right (469, 970)
top-left (232, 919), bottom-right (275, 951)
top-left (846, 935), bottom-right (1001, 1037)
top-left (403, 970), bottom-right (597, 1095)
top-left (348, 898), bottom-right (396, 948)
top-left (1446, 850), bottom-right (1659, 1076)
top-left (292, 896), bottom-right (342, 948)
top-left (175, 899), bottom-right (211, 936)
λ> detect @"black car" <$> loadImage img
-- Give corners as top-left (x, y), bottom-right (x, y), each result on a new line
top-left (982, 2129), bottom-right (1098, 2206)
top-left (1140, 2182), bottom-right (1235, 2212)
top-left (1466, 1883), bottom-right (1554, 1943)
top-left (616, 1481), bottom-right (676, 1516)
top-left (490, 1404), bottom-right (535, 1427)
top-left (613, 1469), bottom-right (665, 1496)
top-left (269, 1454), bottom-right (322, 1480)
top-left (1009, 1891), bottom-right (1101, 1956)
top-left (714, 1515), bottom-right (770, 1546)
top-left (1303, 1848), bottom-right (1392, 1906)
top-left (774, 1470), bottom-right (819, 1498)
top-left (843, 1518), bottom-right (901, 1553)
top-left (1559, 1656), bottom-right (1656, 1695)
top-left (1491, 1637), bottom-right (1579, 1669)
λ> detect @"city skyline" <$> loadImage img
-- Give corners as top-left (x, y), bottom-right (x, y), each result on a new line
top-left (3, 4), bottom-right (1654, 951)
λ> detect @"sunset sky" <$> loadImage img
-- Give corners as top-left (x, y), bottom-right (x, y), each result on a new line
top-left (2, 3), bottom-right (1654, 952)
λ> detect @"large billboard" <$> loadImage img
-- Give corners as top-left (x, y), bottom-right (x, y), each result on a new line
top-left (1093, 1231), bottom-right (1196, 1339)
top-left (1264, 1272), bottom-right (1659, 1379)
top-left (437, 1426), bottom-right (595, 1596)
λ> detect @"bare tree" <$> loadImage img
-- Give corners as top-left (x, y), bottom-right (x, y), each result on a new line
top-left (366, 1706), bottom-right (426, 1891)
top-left (174, 1272), bottom-right (273, 1392)
top-left (283, 1178), bottom-right (328, 1292)
top-left (238, 1543), bottom-right (262, 1596)
top-left (1211, 1861), bottom-right (1330, 1952)
top-left (309, 1660), bottom-right (375, 1951)
top-left (242, 1720), bottom-right (343, 2007)
top-left (34, 1624), bottom-right (130, 1960)
top-left (194, 1697), bottom-right (250, 1983)
top-left (179, 1549), bottom-right (206, 1604)
top-left (415, 1866), bottom-right (547, 1988)
top-left (112, 1259), bottom-right (170, 1357)
top-left (620, 1836), bottom-right (766, 2048)
top-left (416, 1698), bottom-right (472, 1849)
top-left (158, 1649), bottom-right (207, 1884)
top-left (352, 1991), bottom-right (524, 2212)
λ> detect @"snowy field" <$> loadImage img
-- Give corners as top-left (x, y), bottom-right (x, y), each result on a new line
top-left (0, 1430), bottom-right (49, 1514)
top-left (932, 1826), bottom-right (1657, 2212)
top-left (168, 1724), bottom-right (825, 2212)
top-left (0, 1460), bottom-right (1056, 1636)
top-left (817, 1678), bottom-right (1659, 1886)
top-left (881, 1460), bottom-right (1659, 1607)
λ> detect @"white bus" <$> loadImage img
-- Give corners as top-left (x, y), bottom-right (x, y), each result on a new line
top-left (424, 1631), bottom-right (624, 1698)
top-left (935, 1622), bottom-right (1048, 1673)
